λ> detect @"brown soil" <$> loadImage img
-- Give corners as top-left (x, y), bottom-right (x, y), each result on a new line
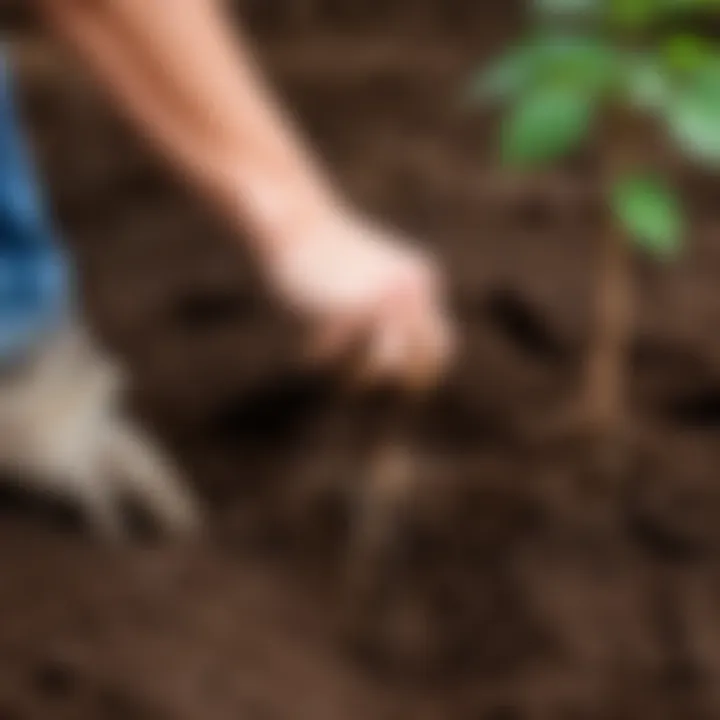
top-left (3, 4), bottom-right (720, 719)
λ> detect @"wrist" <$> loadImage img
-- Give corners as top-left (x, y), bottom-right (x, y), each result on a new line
top-left (232, 162), bottom-right (344, 262)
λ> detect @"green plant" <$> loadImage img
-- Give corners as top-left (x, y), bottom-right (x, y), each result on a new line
top-left (468, 0), bottom-right (720, 443)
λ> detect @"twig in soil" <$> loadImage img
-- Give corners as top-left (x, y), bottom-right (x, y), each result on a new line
top-left (340, 387), bottom-right (427, 651)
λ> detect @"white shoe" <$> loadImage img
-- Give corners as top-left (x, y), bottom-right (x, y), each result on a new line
top-left (0, 322), bottom-right (202, 539)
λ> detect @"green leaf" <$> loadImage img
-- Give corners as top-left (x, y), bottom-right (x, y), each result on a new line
top-left (544, 35), bottom-right (617, 91)
top-left (533, 0), bottom-right (602, 18)
top-left (624, 51), bottom-right (671, 111)
top-left (467, 33), bottom-right (617, 107)
top-left (607, 0), bottom-right (720, 27)
top-left (661, 0), bottom-right (720, 13)
top-left (501, 85), bottom-right (596, 166)
top-left (609, 0), bottom-right (659, 28)
top-left (664, 34), bottom-right (716, 73)
top-left (465, 45), bottom-right (537, 103)
top-left (611, 175), bottom-right (683, 257)
top-left (665, 62), bottom-right (720, 165)
top-left (668, 96), bottom-right (720, 163)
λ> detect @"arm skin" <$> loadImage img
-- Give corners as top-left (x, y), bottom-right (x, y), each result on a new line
top-left (35, 0), bottom-right (336, 261)
top-left (32, 0), bottom-right (454, 387)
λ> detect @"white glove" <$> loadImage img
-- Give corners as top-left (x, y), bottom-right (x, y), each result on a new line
top-left (0, 323), bottom-right (201, 539)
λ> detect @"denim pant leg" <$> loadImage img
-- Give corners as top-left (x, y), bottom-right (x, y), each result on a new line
top-left (0, 50), bottom-right (71, 363)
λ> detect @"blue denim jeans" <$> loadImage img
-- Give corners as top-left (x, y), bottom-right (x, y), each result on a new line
top-left (0, 50), bottom-right (71, 363)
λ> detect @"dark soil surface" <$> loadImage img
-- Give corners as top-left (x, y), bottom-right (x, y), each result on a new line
top-left (3, 4), bottom-right (720, 718)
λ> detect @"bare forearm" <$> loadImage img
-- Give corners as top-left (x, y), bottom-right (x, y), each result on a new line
top-left (32, 0), bottom-right (454, 392)
top-left (36, 0), bottom-right (336, 256)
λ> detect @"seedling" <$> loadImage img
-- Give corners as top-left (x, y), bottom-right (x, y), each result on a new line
top-left (467, 0), bottom-right (720, 448)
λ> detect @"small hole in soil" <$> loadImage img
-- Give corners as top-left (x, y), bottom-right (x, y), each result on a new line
top-left (32, 660), bottom-right (76, 699)
top-left (662, 389), bottom-right (720, 429)
top-left (210, 378), bottom-right (334, 444)
top-left (208, 370), bottom-right (337, 445)
top-left (485, 288), bottom-right (564, 362)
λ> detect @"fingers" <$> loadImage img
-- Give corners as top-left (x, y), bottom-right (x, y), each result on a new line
top-left (307, 286), bottom-right (455, 394)
top-left (298, 234), bottom-right (456, 393)
top-left (354, 309), bottom-right (408, 387)
top-left (303, 313), bottom-right (370, 367)
top-left (364, 307), bottom-right (454, 393)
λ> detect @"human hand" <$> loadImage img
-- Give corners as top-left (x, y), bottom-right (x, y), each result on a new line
top-left (262, 206), bottom-right (455, 391)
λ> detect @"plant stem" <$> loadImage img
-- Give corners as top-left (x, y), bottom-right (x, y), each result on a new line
top-left (582, 209), bottom-right (632, 435)
top-left (581, 119), bottom-right (634, 437)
